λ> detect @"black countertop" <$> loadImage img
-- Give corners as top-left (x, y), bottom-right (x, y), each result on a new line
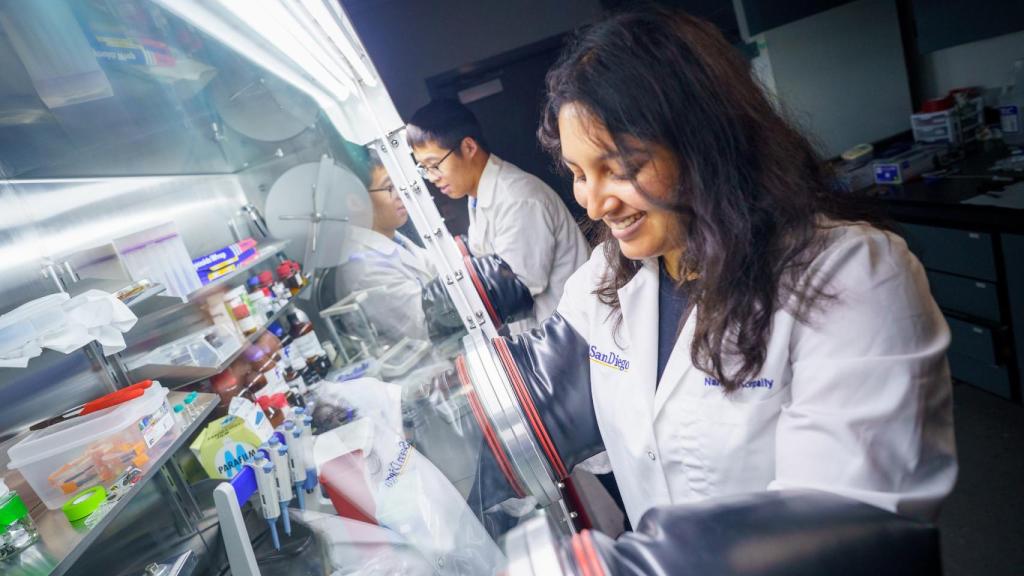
top-left (864, 145), bottom-right (1024, 235)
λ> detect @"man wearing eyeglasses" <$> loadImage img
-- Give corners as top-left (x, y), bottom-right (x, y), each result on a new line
top-left (408, 99), bottom-right (589, 331)
top-left (333, 150), bottom-right (435, 343)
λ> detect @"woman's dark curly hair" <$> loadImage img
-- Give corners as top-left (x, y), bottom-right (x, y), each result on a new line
top-left (538, 8), bottom-right (881, 392)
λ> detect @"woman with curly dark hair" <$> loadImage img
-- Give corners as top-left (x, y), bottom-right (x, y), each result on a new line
top-left (480, 8), bottom-right (957, 529)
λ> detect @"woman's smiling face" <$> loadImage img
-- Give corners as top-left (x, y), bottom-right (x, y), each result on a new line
top-left (558, 102), bottom-right (684, 261)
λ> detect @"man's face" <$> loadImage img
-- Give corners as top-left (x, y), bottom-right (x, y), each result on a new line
top-left (368, 165), bottom-right (407, 235)
top-left (411, 138), bottom-right (480, 199)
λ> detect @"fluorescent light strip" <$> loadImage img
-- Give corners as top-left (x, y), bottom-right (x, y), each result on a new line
top-left (300, 0), bottom-right (377, 87)
top-left (221, 0), bottom-right (354, 98)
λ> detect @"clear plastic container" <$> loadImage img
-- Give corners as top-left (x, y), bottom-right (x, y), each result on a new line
top-left (7, 384), bottom-right (172, 509)
top-left (379, 338), bottom-right (430, 378)
top-left (113, 223), bottom-right (201, 300)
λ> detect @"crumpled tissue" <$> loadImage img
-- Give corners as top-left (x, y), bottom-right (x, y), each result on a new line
top-left (0, 290), bottom-right (137, 368)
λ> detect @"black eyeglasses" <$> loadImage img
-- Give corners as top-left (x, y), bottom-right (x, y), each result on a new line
top-left (368, 183), bottom-right (398, 199)
top-left (415, 147), bottom-right (456, 178)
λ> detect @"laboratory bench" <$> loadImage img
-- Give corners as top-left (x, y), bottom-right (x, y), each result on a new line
top-left (866, 145), bottom-right (1024, 401)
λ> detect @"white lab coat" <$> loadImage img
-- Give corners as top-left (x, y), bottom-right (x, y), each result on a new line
top-left (469, 155), bottom-right (590, 329)
top-left (334, 228), bottom-right (435, 343)
top-left (557, 223), bottom-right (958, 528)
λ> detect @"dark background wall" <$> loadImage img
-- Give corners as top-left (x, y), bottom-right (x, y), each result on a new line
top-left (342, 0), bottom-right (1024, 235)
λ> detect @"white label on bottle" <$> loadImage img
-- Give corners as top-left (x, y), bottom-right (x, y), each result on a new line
top-left (1000, 105), bottom-right (1020, 134)
top-left (142, 406), bottom-right (175, 448)
top-left (271, 364), bottom-right (288, 392)
top-left (296, 332), bottom-right (322, 357)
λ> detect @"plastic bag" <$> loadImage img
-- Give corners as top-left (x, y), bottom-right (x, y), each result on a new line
top-left (312, 417), bottom-right (505, 575)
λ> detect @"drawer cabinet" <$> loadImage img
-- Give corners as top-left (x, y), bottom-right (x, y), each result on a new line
top-left (948, 353), bottom-right (1012, 399)
top-left (897, 222), bottom-right (1020, 401)
top-left (899, 223), bottom-right (997, 282)
top-left (946, 316), bottom-right (1000, 365)
top-left (926, 271), bottom-right (1000, 323)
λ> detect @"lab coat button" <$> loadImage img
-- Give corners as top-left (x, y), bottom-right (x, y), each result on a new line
top-left (647, 450), bottom-right (657, 461)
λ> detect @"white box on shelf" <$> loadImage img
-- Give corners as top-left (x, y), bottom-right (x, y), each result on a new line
top-left (113, 223), bottom-right (201, 300)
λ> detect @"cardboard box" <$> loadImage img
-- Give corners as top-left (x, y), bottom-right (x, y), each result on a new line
top-left (189, 397), bottom-right (273, 479)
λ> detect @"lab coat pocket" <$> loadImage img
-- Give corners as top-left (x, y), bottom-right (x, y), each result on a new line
top-left (701, 395), bottom-right (782, 496)
top-left (663, 381), bottom-right (784, 500)
top-left (664, 403), bottom-right (723, 499)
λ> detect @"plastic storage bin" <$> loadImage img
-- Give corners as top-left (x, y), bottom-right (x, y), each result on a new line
top-left (7, 384), bottom-right (174, 510)
top-left (114, 223), bottom-right (201, 300)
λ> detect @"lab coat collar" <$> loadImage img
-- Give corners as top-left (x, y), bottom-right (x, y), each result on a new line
top-left (654, 301), bottom-right (698, 417)
top-left (342, 226), bottom-right (398, 260)
top-left (618, 258), bottom-right (700, 418)
top-left (393, 231), bottom-right (433, 277)
top-left (616, 258), bottom-right (660, 416)
top-left (341, 227), bottom-right (432, 281)
top-left (473, 154), bottom-right (504, 209)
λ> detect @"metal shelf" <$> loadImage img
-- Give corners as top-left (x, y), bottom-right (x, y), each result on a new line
top-left (63, 278), bottom-right (168, 310)
top-left (126, 280), bottom-right (310, 389)
top-left (1, 392), bottom-right (217, 576)
top-left (121, 283), bottom-right (168, 308)
top-left (186, 239), bottom-right (291, 302)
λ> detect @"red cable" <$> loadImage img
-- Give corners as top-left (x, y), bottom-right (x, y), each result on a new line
top-left (493, 338), bottom-right (569, 479)
top-left (456, 355), bottom-right (526, 498)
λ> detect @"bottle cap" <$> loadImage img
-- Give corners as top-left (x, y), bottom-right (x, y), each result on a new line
top-left (174, 404), bottom-right (184, 413)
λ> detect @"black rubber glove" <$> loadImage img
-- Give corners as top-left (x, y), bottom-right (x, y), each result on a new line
top-left (422, 254), bottom-right (535, 340)
top-left (450, 313), bottom-right (605, 504)
top-left (573, 490), bottom-right (941, 576)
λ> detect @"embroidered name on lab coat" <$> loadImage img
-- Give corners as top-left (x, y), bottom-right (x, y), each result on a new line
top-left (590, 346), bottom-right (630, 372)
top-left (704, 376), bottom-right (774, 389)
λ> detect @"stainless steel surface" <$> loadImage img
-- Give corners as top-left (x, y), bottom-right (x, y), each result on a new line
top-left (143, 549), bottom-right (197, 576)
top-left (0, 352), bottom-right (114, 443)
top-left (0, 174), bottom-right (248, 436)
top-left (503, 517), bottom-right (534, 576)
top-left (523, 512), bottom-right (567, 576)
top-left (2, 174), bottom-right (247, 301)
top-left (462, 335), bottom-right (561, 507)
top-left (163, 459), bottom-right (204, 527)
top-left (126, 280), bottom-right (310, 389)
top-left (154, 466), bottom-right (197, 538)
top-left (0, 392), bottom-right (217, 576)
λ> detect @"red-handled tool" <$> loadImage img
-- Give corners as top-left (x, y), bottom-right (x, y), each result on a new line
top-left (29, 380), bottom-right (155, 431)
top-left (80, 379), bottom-right (153, 415)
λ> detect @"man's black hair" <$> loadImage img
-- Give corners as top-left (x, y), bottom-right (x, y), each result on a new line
top-left (407, 98), bottom-right (489, 152)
